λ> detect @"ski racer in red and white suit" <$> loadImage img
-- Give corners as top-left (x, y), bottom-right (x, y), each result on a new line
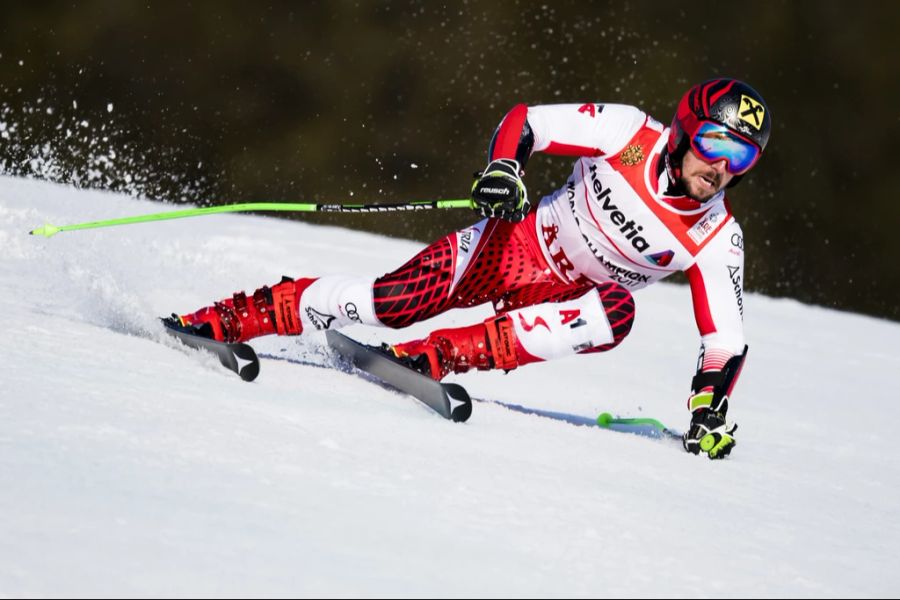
top-left (173, 79), bottom-right (772, 459)
top-left (499, 101), bottom-right (747, 372)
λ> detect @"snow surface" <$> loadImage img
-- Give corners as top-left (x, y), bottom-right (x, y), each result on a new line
top-left (1, 176), bottom-right (899, 598)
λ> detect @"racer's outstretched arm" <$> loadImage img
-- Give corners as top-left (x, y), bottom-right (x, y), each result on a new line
top-left (473, 103), bottom-right (648, 221)
top-left (682, 219), bottom-right (747, 459)
top-left (487, 103), bottom-right (650, 166)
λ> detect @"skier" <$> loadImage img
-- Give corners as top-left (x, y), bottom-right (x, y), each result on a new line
top-left (168, 78), bottom-right (771, 459)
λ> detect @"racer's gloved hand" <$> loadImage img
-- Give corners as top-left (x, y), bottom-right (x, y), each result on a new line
top-left (471, 158), bottom-right (530, 222)
top-left (683, 392), bottom-right (737, 459)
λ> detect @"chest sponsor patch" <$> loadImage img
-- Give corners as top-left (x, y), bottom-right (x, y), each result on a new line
top-left (687, 204), bottom-right (728, 245)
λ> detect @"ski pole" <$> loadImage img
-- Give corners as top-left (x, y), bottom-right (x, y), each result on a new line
top-left (596, 412), bottom-right (670, 432)
top-left (29, 198), bottom-right (475, 238)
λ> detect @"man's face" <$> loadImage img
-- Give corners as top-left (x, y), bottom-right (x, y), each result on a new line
top-left (680, 149), bottom-right (734, 202)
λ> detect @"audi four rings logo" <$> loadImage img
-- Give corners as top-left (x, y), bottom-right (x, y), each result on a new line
top-left (732, 233), bottom-right (744, 250)
top-left (344, 302), bottom-right (361, 323)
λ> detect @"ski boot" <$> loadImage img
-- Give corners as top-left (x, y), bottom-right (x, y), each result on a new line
top-left (166, 277), bottom-right (316, 343)
top-left (389, 314), bottom-right (520, 380)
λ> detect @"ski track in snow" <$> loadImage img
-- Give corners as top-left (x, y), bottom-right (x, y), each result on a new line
top-left (1, 177), bottom-right (899, 597)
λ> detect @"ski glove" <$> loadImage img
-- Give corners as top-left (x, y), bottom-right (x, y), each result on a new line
top-left (471, 158), bottom-right (530, 222)
top-left (683, 392), bottom-right (737, 459)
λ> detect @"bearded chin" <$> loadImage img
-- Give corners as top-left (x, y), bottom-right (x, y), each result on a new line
top-left (682, 176), bottom-right (717, 203)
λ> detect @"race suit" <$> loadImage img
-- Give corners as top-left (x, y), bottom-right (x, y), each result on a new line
top-left (296, 102), bottom-right (747, 380)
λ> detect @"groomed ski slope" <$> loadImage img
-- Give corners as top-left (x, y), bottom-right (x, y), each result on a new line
top-left (1, 176), bottom-right (898, 598)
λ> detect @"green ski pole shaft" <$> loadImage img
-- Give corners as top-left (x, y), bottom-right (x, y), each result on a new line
top-left (596, 412), bottom-right (670, 431)
top-left (29, 199), bottom-right (474, 238)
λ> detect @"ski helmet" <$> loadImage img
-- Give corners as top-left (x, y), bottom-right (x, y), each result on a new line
top-left (668, 78), bottom-right (771, 186)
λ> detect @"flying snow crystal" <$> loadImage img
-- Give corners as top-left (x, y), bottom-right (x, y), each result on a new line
top-left (107, 103), bottom-right (114, 113)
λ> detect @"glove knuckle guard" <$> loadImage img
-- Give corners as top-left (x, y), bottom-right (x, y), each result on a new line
top-left (471, 159), bottom-right (529, 222)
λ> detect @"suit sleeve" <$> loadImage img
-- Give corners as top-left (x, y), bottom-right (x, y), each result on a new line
top-left (684, 219), bottom-right (746, 372)
top-left (488, 103), bottom-right (648, 166)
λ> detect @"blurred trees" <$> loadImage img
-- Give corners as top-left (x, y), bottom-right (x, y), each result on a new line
top-left (1, 0), bottom-right (898, 320)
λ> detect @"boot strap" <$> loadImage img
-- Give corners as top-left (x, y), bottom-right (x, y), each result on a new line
top-left (212, 301), bottom-right (241, 342)
top-left (485, 315), bottom-right (519, 371)
top-left (270, 281), bottom-right (302, 335)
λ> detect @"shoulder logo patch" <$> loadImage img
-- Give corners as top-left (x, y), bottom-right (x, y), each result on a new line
top-left (619, 144), bottom-right (645, 166)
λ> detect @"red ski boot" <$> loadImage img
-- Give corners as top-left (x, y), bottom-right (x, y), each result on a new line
top-left (171, 277), bottom-right (316, 343)
top-left (390, 315), bottom-right (520, 380)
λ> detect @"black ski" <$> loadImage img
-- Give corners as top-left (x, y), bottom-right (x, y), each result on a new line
top-left (159, 321), bottom-right (468, 419)
top-left (325, 330), bottom-right (472, 422)
top-left (162, 321), bottom-right (260, 382)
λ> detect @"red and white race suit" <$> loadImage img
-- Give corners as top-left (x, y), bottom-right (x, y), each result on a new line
top-left (523, 102), bottom-right (746, 371)
top-left (295, 102), bottom-right (747, 379)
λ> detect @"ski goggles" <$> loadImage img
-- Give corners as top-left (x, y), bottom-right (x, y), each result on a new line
top-left (689, 121), bottom-right (761, 175)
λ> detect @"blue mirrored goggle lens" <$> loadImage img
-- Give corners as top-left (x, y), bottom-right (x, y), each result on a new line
top-left (692, 122), bottom-right (760, 174)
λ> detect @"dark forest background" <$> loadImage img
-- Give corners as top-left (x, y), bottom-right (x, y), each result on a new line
top-left (1, 1), bottom-right (898, 320)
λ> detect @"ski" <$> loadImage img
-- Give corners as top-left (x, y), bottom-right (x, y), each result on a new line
top-left (325, 330), bottom-right (472, 422)
top-left (162, 321), bottom-right (260, 382)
